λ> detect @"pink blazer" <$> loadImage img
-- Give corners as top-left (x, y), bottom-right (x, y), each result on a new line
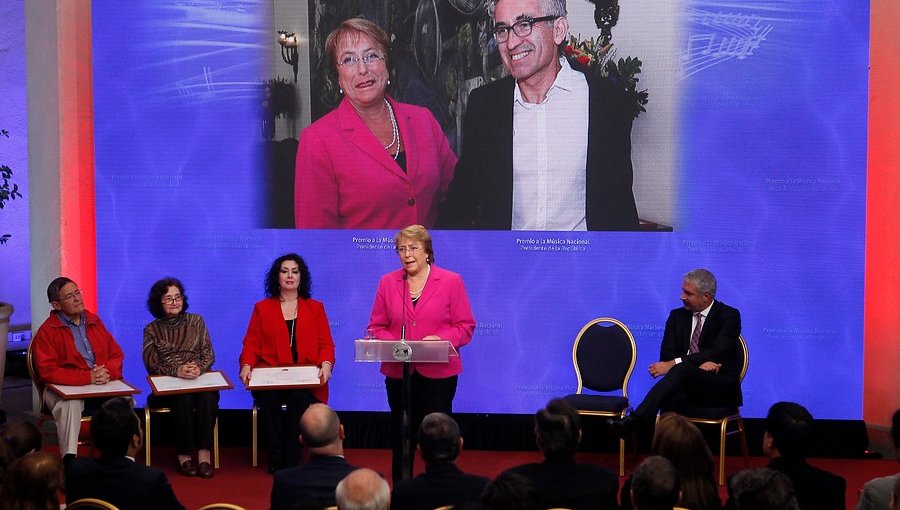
top-left (367, 265), bottom-right (476, 379)
top-left (294, 96), bottom-right (457, 229)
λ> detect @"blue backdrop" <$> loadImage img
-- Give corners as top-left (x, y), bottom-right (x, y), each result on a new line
top-left (92, 0), bottom-right (868, 419)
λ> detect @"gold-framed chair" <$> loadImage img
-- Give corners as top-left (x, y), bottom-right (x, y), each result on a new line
top-left (67, 498), bottom-right (120, 510)
top-left (25, 341), bottom-right (93, 451)
top-left (251, 401), bottom-right (287, 467)
top-left (252, 401), bottom-right (259, 466)
top-left (679, 335), bottom-right (750, 485)
top-left (144, 404), bottom-right (219, 468)
top-left (197, 504), bottom-right (247, 510)
top-left (562, 317), bottom-right (637, 476)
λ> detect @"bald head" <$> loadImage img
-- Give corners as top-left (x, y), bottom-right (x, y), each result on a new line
top-left (336, 468), bottom-right (390, 510)
top-left (300, 403), bottom-right (343, 453)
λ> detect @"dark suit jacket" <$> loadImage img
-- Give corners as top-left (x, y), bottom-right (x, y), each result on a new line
top-left (661, 300), bottom-right (743, 406)
top-left (437, 72), bottom-right (639, 231)
top-left (768, 457), bottom-right (846, 510)
top-left (391, 462), bottom-right (489, 510)
top-left (65, 456), bottom-right (185, 510)
top-left (504, 458), bottom-right (619, 510)
top-left (270, 454), bottom-right (357, 510)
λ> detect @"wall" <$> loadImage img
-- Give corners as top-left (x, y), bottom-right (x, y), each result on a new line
top-left (0, 0), bottom-right (31, 329)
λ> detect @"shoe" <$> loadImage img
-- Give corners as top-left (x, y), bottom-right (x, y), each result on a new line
top-left (197, 461), bottom-right (214, 479)
top-left (177, 459), bottom-right (198, 477)
top-left (607, 415), bottom-right (638, 440)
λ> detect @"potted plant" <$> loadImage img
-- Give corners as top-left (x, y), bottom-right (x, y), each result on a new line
top-left (1, 128), bottom-right (23, 422)
top-left (261, 77), bottom-right (297, 140)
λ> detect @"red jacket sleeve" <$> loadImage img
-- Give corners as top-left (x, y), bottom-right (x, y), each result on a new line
top-left (239, 302), bottom-right (265, 368)
top-left (91, 315), bottom-right (124, 379)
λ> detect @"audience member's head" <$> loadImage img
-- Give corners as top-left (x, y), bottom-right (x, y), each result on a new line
top-left (300, 403), bottom-right (344, 454)
top-left (0, 452), bottom-right (63, 510)
top-left (481, 471), bottom-right (539, 510)
top-left (336, 468), bottom-right (390, 510)
top-left (764, 402), bottom-right (813, 460)
top-left (651, 413), bottom-right (718, 509)
top-left (631, 455), bottom-right (680, 510)
top-left (730, 468), bottom-right (799, 510)
top-left (533, 398), bottom-right (581, 461)
top-left (418, 412), bottom-right (462, 465)
top-left (0, 420), bottom-right (42, 480)
top-left (91, 397), bottom-right (142, 458)
top-left (890, 474), bottom-right (900, 510)
top-left (2, 420), bottom-right (42, 458)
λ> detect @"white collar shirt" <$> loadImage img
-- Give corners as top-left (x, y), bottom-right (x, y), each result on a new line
top-left (511, 57), bottom-right (589, 231)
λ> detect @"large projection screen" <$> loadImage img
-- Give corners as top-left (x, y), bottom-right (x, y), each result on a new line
top-left (92, 0), bottom-right (867, 419)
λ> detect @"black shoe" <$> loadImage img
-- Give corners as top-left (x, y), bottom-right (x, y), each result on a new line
top-left (607, 415), bottom-right (638, 440)
top-left (177, 459), bottom-right (198, 477)
top-left (197, 461), bottom-right (214, 479)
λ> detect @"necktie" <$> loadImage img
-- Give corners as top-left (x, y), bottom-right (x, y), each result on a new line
top-left (689, 312), bottom-right (702, 354)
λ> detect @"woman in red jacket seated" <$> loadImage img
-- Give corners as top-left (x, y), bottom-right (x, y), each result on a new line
top-left (239, 253), bottom-right (335, 472)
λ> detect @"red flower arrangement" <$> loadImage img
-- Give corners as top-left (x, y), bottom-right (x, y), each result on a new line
top-left (564, 35), bottom-right (649, 119)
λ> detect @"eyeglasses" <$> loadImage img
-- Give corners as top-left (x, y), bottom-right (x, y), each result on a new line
top-left (337, 52), bottom-right (385, 68)
top-left (59, 289), bottom-right (82, 302)
top-left (162, 295), bottom-right (183, 305)
top-left (396, 245), bottom-right (423, 254)
top-left (492, 15), bottom-right (559, 42)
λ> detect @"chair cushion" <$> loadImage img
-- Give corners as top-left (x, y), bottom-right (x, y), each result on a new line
top-left (563, 394), bottom-right (629, 413)
top-left (680, 406), bottom-right (740, 420)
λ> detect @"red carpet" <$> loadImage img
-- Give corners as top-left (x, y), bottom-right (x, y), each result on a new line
top-left (141, 447), bottom-right (896, 510)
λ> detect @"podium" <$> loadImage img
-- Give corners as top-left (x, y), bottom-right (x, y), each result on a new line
top-left (354, 339), bottom-right (458, 479)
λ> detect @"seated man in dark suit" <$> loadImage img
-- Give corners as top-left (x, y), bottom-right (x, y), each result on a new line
top-left (391, 412), bottom-right (489, 510)
top-left (631, 456), bottom-right (680, 510)
top-left (611, 268), bottom-right (742, 436)
top-left (65, 397), bottom-right (185, 510)
top-left (271, 403), bottom-right (358, 510)
top-left (504, 399), bottom-right (618, 510)
top-left (763, 402), bottom-right (845, 510)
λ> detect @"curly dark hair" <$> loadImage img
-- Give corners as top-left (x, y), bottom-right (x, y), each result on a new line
top-left (146, 277), bottom-right (189, 319)
top-left (265, 253), bottom-right (312, 299)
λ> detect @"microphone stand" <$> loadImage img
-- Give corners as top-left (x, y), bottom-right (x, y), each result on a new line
top-left (400, 274), bottom-right (412, 480)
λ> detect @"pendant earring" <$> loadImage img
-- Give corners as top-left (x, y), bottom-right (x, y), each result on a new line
top-left (387, 79), bottom-right (391, 86)
top-left (339, 88), bottom-right (343, 94)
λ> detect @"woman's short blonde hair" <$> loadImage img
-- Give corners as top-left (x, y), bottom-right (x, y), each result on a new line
top-left (395, 225), bottom-right (435, 263)
top-left (324, 18), bottom-right (391, 73)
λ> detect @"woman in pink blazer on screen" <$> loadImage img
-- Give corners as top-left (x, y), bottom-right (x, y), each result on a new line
top-left (368, 224), bottom-right (476, 481)
top-left (294, 18), bottom-right (457, 229)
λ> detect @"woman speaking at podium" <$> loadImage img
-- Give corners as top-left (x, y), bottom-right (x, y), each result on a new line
top-left (239, 253), bottom-right (335, 473)
top-left (367, 224), bottom-right (476, 481)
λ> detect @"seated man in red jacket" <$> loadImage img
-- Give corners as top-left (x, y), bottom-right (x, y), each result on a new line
top-left (32, 277), bottom-right (125, 459)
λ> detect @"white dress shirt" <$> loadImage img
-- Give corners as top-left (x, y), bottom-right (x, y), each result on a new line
top-left (511, 58), bottom-right (589, 231)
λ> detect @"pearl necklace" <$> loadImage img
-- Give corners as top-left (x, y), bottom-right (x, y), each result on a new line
top-left (409, 263), bottom-right (431, 299)
top-left (383, 98), bottom-right (401, 160)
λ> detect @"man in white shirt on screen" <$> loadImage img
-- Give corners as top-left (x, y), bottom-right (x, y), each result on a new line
top-left (438, 0), bottom-right (639, 231)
